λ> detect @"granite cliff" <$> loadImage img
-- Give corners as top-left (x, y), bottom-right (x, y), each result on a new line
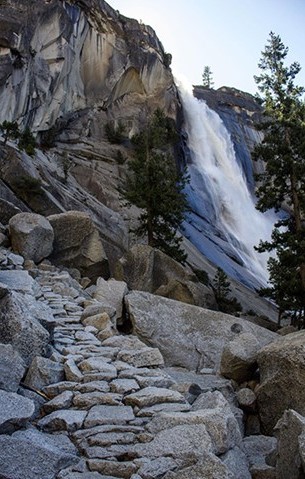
top-left (0, 0), bottom-right (179, 270)
top-left (0, 0), bottom-right (177, 130)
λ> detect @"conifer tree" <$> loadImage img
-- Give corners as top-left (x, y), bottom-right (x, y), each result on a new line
top-left (0, 120), bottom-right (20, 146)
top-left (212, 267), bottom-right (242, 314)
top-left (18, 127), bottom-right (36, 156)
top-left (213, 267), bottom-right (231, 304)
top-left (121, 109), bottom-right (189, 264)
top-left (202, 66), bottom-right (214, 88)
top-left (253, 32), bottom-right (305, 325)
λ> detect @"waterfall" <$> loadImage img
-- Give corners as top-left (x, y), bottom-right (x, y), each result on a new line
top-left (178, 81), bottom-right (276, 287)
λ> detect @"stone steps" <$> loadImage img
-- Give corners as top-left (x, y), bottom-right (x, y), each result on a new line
top-left (0, 249), bottom-right (275, 479)
top-left (29, 267), bottom-right (241, 478)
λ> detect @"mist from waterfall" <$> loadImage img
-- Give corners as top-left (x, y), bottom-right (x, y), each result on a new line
top-left (178, 81), bottom-right (276, 285)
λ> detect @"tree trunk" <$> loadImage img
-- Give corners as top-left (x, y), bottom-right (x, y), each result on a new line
top-left (290, 166), bottom-right (305, 308)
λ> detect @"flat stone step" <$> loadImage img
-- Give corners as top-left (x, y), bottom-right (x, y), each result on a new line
top-left (84, 405), bottom-right (135, 428)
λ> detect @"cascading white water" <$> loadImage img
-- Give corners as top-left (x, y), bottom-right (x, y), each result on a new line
top-left (178, 81), bottom-right (276, 285)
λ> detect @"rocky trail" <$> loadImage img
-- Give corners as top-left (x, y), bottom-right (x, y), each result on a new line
top-left (0, 246), bottom-right (279, 479)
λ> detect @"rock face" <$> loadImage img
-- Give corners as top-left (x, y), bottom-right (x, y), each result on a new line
top-left (24, 356), bottom-right (65, 390)
top-left (0, 430), bottom-right (79, 479)
top-left (48, 211), bottom-right (109, 282)
top-left (9, 212), bottom-right (54, 263)
top-left (93, 277), bottom-right (128, 326)
top-left (256, 331), bottom-right (305, 435)
top-left (0, 291), bottom-right (50, 365)
top-left (274, 409), bottom-right (305, 479)
top-left (125, 291), bottom-right (276, 372)
top-left (220, 332), bottom-right (262, 383)
top-left (115, 244), bottom-right (216, 308)
top-left (242, 435), bottom-right (277, 478)
top-left (0, 0), bottom-right (179, 274)
top-left (0, 390), bottom-right (35, 433)
top-left (0, 0), bottom-right (177, 132)
top-left (0, 343), bottom-right (25, 392)
top-left (0, 198), bottom-right (22, 225)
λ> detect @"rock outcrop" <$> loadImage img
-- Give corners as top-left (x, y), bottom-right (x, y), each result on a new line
top-left (256, 331), bottom-right (305, 435)
top-left (274, 409), bottom-right (305, 479)
top-left (9, 212), bottom-right (54, 263)
top-left (48, 211), bottom-right (109, 282)
top-left (0, 343), bottom-right (25, 392)
top-left (0, 0), bottom-right (177, 132)
top-left (0, 291), bottom-right (50, 365)
top-left (125, 290), bottom-right (276, 372)
top-left (115, 244), bottom-right (216, 308)
top-left (0, 0), bottom-right (179, 275)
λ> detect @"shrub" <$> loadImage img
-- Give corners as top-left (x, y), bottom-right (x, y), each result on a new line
top-left (61, 152), bottom-right (72, 183)
top-left (18, 127), bottom-right (36, 156)
top-left (193, 268), bottom-right (209, 286)
top-left (105, 120), bottom-right (126, 144)
top-left (0, 120), bottom-right (20, 146)
top-left (213, 267), bottom-right (242, 314)
top-left (163, 52), bottom-right (172, 68)
top-left (40, 126), bottom-right (58, 149)
top-left (13, 175), bottom-right (42, 196)
top-left (116, 150), bottom-right (126, 164)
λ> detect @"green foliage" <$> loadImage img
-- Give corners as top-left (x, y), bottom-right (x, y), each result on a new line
top-left (202, 66), bottom-right (214, 88)
top-left (116, 150), bottom-right (126, 165)
top-left (0, 121), bottom-right (37, 156)
top-left (193, 268), bottom-right (209, 286)
top-left (253, 32), bottom-right (305, 325)
top-left (0, 120), bottom-right (20, 146)
top-left (13, 175), bottom-right (42, 196)
top-left (259, 245), bottom-right (305, 327)
top-left (163, 52), bottom-right (172, 68)
top-left (105, 120), bottom-right (126, 144)
top-left (61, 152), bottom-right (72, 184)
top-left (40, 126), bottom-right (58, 149)
top-left (18, 127), bottom-right (36, 156)
top-left (121, 109), bottom-right (189, 264)
top-left (212, 267), bottom-right (242, 314)
top-left (213, 267), bottom-right (231, 302)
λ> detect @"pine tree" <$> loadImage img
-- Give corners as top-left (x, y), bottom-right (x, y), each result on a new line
top-left (202, 66), bottom-right (214, 88)
top-left (18, 127), bottom-right (36, 156)
top-left (0, 120), bottom-right (20, 146)
top-left (253, 32), bottom-right (305, 325)
top-left (213, 267), bottom-right (231, 303)
top-left (121, 109), bottom-right (189, 264)
top-left (213, 267), bottom-right (242, 314)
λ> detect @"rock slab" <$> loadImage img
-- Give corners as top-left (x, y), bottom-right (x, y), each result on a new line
top-left (257, 331), bottom-right (305, 434)
top-left (9, 212), bottom-right (54, 263)
top-left (126, 291), bottom-right (276, 372)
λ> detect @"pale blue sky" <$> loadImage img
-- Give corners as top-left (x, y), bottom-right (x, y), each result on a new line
top-left (109, 0), bottom-right (305, 94)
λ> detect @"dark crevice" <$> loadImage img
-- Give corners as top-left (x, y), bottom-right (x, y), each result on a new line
top-left (117, 297), bottom-right (133, 334)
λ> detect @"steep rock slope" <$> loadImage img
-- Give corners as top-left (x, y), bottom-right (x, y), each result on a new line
top-left (0, 0), bottom-right (179, 269)
top-left (0, 0), bottom-right (177, 131)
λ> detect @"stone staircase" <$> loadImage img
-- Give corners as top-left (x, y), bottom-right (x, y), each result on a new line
top-left (0, 250), bottom-right (276, 479)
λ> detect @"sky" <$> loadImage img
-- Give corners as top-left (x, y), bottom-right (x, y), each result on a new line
top-left (108, 0), bottom-right (305, 94)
